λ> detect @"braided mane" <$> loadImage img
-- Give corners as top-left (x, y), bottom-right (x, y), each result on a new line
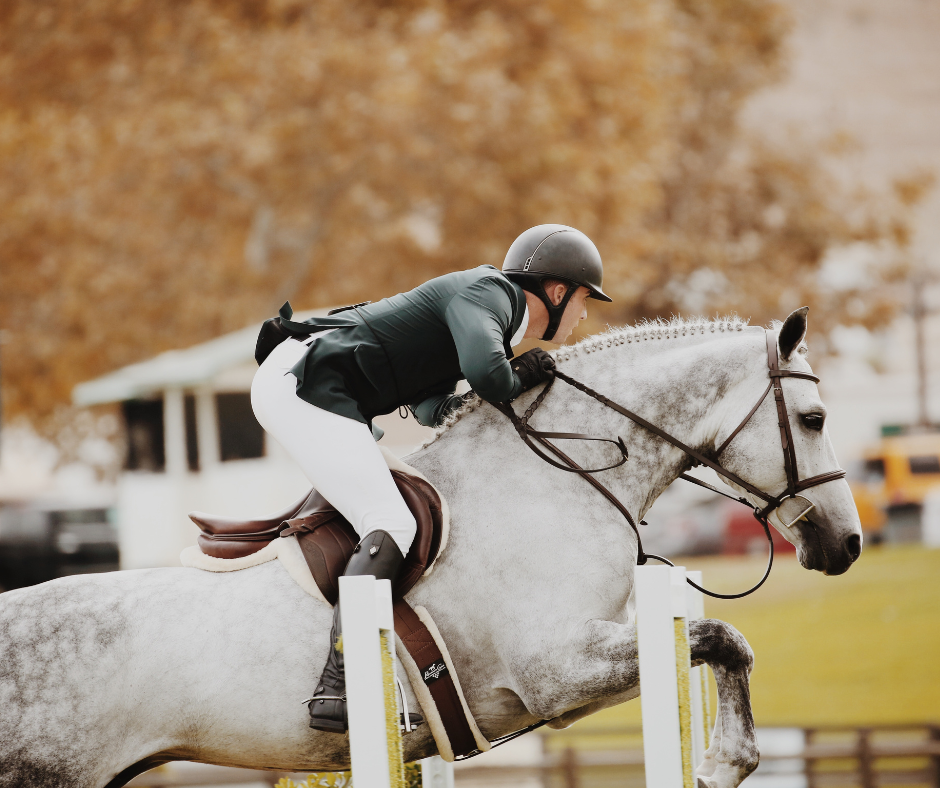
top-left (554, 315), bottom-right (750, 363)
top-left (419, 315), bottom-right (751, 444)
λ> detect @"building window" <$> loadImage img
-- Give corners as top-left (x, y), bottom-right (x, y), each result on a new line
top-left (184, 394), bottom-right (199, 472)
top-left (908, 455), bottom-right (940, 475)
top-left (863, 458), bottom-right (885, 480)
top-left (122, 399), bottom-right (165, 471)
top-left (216, 392), bottom-right (265, 461)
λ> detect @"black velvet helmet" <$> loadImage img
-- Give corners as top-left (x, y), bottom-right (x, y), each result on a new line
top-left (502, 224), bottom-right (611, 341)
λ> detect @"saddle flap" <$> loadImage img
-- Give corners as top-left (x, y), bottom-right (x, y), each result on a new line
top-left (294, 470), bottom-right (444, 604)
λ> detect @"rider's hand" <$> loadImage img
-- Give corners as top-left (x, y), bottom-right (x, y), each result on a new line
top-left (511, 348), bottom-right (556, 394)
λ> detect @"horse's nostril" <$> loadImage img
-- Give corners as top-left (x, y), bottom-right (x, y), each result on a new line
top-left (846, 533), bottom-right (862, 562)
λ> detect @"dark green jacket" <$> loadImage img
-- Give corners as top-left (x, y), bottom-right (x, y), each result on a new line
top-left (278, 265), bottom-right (528, 429)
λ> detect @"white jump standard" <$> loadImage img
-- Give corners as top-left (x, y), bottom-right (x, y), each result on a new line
top-left (636, 566), bottom-right (711, 788)
top-left (339, 576), bottom-right (405, 788)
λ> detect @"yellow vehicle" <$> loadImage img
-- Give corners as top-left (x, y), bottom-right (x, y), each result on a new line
top-left (848, 429), bottom-right (940, 543)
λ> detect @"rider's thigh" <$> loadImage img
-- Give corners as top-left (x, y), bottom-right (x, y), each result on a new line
top-left (250, 352), bottom-right (417, 556)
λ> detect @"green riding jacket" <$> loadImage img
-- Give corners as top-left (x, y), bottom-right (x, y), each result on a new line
top-left (277, 265), bottom-right (528, 431)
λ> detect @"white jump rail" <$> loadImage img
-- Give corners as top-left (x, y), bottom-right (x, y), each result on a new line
top-left (636, 565), bottom-right (711, 788)
top-left (420, 755), bottom-right (456, 788)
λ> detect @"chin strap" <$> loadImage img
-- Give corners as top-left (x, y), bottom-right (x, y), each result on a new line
top-left (508, 272), bottom-right (577, 340)
top-left (536, 283), bottom-right (577, 341)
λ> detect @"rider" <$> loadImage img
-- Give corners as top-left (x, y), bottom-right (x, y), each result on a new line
top-left (249, 224), bottom-right (611, 733)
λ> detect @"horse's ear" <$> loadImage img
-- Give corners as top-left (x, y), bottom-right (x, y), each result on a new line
top-left (778, 306), bottom-right (809, 361)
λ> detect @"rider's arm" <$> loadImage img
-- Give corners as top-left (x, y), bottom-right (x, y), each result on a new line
top-left (444, 278), bottom-right (523, 404)
top-left (409, 385), bottom-right (467, 428)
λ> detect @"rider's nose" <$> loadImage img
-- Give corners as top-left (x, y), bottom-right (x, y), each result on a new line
top-left (845, 533), bottom-right (862, 563)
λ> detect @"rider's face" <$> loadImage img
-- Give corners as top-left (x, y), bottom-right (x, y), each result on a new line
top-left (550, 285), bottom-right (591, 343)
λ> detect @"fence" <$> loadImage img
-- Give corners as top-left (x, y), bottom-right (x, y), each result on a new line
top-left (127, 724), bottom-right (940, 787)
top-left (802, 725), bottom-right (940, 788)
top-left (493, 724), bottom-right (940, 788)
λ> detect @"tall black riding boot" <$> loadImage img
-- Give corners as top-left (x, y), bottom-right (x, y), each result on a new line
top-left (307, 529), bottom-right (405, 733)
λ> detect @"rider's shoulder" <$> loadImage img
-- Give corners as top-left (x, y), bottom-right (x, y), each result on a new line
top-left (460, 265), bottom-right (520, 292)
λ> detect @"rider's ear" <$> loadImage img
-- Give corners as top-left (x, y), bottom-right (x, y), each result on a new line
top-left (778, 306), bottom-right (809, 361)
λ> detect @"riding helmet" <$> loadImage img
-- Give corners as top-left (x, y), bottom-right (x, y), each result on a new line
top-left (501, 224), bottom-right (611, 341)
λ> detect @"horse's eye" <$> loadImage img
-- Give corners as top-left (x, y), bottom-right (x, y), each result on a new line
top-left (801, 413), bottom-right (825, 431)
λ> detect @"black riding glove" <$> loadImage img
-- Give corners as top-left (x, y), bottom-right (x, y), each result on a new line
top-left (511, 348), bottom-right (556, 394)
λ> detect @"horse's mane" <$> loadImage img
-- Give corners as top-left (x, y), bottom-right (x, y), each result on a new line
top-left (419, 315), bottom-right (752, 445)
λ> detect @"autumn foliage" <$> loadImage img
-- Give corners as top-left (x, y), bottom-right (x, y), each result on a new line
top-left (0, 0), bottom-right (911, 427)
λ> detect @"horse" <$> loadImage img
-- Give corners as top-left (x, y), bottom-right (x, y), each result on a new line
top-left (0, 308), bottom-right (862, 788)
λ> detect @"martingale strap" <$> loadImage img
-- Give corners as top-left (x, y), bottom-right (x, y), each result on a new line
top-left (496, 328), bottom-right (847, 600)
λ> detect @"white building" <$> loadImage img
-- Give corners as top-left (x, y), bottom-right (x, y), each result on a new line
top-left (73, 313), bottom-right (434, 570)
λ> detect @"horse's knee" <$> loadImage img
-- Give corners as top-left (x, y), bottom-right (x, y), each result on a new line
top-left (689, 619), bottom-right (753, 674)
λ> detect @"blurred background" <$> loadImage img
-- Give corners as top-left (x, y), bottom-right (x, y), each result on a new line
top-left (0, 0), bottom-right (938, 786)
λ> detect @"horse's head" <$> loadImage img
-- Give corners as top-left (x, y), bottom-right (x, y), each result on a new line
top-left (718, 308), bottom-right (863, 575)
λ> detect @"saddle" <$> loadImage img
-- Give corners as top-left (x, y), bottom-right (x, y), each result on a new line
top-left (190, 470), bottom-right (445, 602)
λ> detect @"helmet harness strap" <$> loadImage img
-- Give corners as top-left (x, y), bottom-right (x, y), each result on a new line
top-left (505, 271), bottom-right (577, 341)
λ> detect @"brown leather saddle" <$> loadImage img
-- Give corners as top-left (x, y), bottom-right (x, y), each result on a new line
top-left (189, 470), bottom-right (444, 602)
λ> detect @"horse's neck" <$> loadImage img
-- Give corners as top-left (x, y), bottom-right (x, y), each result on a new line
top-left (530, 329), bottom-right (762, 516)
top-left (412, 327), bottom-right (761, 523)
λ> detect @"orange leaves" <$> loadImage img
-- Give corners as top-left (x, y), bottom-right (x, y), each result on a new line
top-left (0, 0), bottom-right (914, 427)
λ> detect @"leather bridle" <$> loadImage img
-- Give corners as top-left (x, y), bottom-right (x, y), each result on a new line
top-left (495, 328), bottom-right (846, 599)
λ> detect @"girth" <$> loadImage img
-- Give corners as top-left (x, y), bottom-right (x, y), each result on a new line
top-left (496, 328), bottom-right (847, 599)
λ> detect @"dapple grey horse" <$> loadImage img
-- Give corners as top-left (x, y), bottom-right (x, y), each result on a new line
top-left (0, 308), bottom-right (861, 788)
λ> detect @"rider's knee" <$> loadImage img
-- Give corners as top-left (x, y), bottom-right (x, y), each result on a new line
top-left (379, 513), bottom-right (417, 557)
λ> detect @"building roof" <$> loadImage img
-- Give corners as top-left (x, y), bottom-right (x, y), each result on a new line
top-left (72, 309), bottom-right (327, 406)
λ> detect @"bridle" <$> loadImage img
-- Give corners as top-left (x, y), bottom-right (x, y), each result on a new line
top-left (494, 328), bottom-right (847, 600)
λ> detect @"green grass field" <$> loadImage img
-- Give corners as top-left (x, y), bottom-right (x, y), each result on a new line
top-left (558, 544), bottom-right (940, 733)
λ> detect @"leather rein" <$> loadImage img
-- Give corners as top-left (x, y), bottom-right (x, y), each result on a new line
top-left (494, 329), bottom-right (847, 600)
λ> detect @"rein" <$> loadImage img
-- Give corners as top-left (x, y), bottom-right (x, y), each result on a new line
top-left (495, 329), bottom-right (846, 600)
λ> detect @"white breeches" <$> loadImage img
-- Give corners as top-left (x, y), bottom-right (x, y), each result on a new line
top-left (250, 337), bottom-right (417, 556)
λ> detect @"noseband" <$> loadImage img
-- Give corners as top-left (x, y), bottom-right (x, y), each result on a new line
top-left (495, 329), bottom-right (846, 599)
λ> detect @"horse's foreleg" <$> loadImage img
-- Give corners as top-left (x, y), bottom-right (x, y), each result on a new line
top-left (509, 617), bottom-right (757, 788)
top-left (689, 619), bottom-right (759, 788)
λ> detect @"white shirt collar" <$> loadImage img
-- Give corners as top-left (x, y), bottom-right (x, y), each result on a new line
top-left (510, 306), bottom-right (529, 347)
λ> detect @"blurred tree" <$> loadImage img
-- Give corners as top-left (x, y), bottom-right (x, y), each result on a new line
top-left (0, 0), bottom-right (917, 428)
